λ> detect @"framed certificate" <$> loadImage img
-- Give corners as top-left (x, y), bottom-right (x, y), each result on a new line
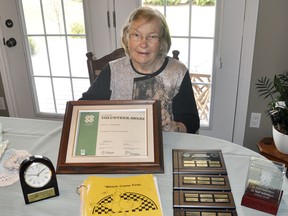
top-left (56, 100), bottom-right (163, 174)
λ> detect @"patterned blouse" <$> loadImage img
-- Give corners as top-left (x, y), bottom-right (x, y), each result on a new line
top-left (80, 56), bottom-right (199, 133)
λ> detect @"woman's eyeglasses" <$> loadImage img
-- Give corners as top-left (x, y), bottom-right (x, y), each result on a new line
top-left (129, 33), bottom-right (160, 43)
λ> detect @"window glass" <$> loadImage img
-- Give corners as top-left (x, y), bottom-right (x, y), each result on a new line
top-left (72, 79), bottom-right (90, 100)
top-left (53, 78), bottom-right (73, 113)
top-left (166, 4), bottom-right (190, 36)
top-left (42, 0), bottom-right (65, 34)
top-left (28, 36), bottom-right (50, 76)
top-left (47, 36), bottom-right (70, 76)
top-left (191, 4), bottom-right (215, 37)
top-left (22, 0), bottom-right (44, 34)
top-left (34, 77), bottom-right (55, 113)
top-left (190, 38), bottom-right (213, 74)
top-left (67, 36), bottom-right (87, 77)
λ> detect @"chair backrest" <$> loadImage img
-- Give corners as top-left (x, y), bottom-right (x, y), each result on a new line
top-left (86, 48), bottom-right (126, 84)
top-left (86, 49), bottom-right (180, 84)
top-left (172, 50), bottom-right (180, 60)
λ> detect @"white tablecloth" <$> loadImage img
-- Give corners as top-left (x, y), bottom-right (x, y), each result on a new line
top-left (0, 117), bottom-right (287, 216)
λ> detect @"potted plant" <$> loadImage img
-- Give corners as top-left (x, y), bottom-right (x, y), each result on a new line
top-left (256, 70), bottom-right (288, 154)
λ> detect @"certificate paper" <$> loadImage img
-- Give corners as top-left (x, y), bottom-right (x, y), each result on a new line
top-left (74, 110), bottom-right (147, 157)
top-left (65, 104), bottom-right (155, 164)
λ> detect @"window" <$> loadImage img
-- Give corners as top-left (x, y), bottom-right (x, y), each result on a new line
top-left (142, 0), bottom-right (216, 126)
top-left (21, 0), bottom-right (89, 115)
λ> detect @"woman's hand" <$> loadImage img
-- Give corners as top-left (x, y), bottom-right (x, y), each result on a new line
top-left (163, 121), bottom-right (187, 133)
top-left (161, 108), bottom-right (187, 132)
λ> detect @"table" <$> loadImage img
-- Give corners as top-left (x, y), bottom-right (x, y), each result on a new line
top-left (257, 137), bottom-right (288, 169)
top-left (0, 117), bottom-right (287, 216)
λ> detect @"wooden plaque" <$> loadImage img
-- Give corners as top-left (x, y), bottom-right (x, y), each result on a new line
top-left (173, 190), bottom-right (236, 210)
top-left (173, 173), bottom-right (231, 191)
top-left (173, 149), bottom-right (227, 174)
top-left (174, 208), bottom-right (238, 216)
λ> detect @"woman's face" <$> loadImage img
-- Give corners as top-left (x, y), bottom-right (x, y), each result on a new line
top-left (128, 18), bottom-right (161, 72)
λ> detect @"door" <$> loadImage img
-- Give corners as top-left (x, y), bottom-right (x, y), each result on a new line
top-left (0, 0), bottom-right (35, 118)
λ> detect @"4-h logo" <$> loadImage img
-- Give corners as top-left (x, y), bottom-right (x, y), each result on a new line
top-left (85, 114), bottom-right (94, 124)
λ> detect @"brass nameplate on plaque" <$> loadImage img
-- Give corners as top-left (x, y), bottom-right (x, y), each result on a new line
top-left (27, 188), bottom-right (56, 203)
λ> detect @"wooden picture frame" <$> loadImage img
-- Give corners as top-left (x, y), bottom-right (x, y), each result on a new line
top-left (56, 100), bottom-right (164, 174)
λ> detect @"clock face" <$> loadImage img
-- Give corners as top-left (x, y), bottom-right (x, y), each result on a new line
top-left (24, 162), bottom-right (52, 188)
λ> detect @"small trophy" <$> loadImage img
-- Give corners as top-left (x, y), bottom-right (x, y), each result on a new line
top-left (241, 157), bottom-right (286, 215)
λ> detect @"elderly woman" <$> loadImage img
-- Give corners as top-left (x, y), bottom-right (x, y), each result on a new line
top-left (80, 7), bottom-right (200, 134)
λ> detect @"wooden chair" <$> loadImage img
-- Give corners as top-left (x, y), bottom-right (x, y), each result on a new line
top-left (86, 48), bottom-right (126, 84)
top-left (86, 49), bottom-right (180, 84)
